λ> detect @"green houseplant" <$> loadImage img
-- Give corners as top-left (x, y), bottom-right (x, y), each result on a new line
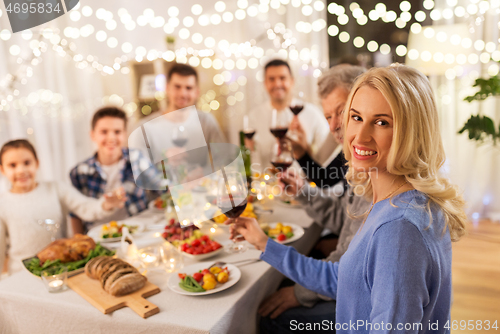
top-left (458, 66), bottom-right (500, 144)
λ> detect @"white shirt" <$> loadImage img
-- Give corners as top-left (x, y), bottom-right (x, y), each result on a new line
top-left (248, 100), bottom-right (332, 172)
top-left (0, 182), bottom-right (113, 275)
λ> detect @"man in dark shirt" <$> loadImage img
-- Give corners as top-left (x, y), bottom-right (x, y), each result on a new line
top-left (289, 65), bottom-right (365, 188)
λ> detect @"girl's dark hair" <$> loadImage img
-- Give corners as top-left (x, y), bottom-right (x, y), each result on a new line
top-left (0, 139), bottom-right (38, 165)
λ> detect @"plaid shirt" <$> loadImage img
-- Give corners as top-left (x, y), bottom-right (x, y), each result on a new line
top-left (69, 148), bottom-right (160, 228)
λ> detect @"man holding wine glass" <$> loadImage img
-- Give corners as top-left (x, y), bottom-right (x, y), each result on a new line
top-left (289, 64), bottom-right (366, 188)
top-left (128, 64), bottom-right (227, 179)
top-left (128, 64), bottom-right (226, 147)
top-left (245, 59), bottom-right (332, 173)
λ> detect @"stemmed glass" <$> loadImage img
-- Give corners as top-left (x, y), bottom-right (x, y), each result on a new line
top-left (172, 125), bottom-right (188, 148)
top-left (243, 115), bottom-right (256, 140)
top-left (289, 99), bottom-right (304, 141)
top-left (270, 140), bottom-right (294, 172)
top-left (37, 219), bottom-right (60, 242)
top-left (289, 99), bottom-right (304, 116)
top-left (217, 171), bottom-right (248, 253)
top-left (270, 109), bottom-right (291, 140)
top-left (271, 141), bottom-right (294, 200)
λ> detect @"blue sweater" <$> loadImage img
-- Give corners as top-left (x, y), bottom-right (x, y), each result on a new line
top-left (261, 190), bottom-right (452, 333)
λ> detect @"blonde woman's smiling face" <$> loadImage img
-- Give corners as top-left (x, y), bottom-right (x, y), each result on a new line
top-left (345, 86), bottom-right (394, 173)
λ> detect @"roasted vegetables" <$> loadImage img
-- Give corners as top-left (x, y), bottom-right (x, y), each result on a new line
top-left (178, 266), bottom-right (230, 293)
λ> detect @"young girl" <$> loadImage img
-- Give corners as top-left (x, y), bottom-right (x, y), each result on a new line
top-left (0, 139), bottom-right (125, 275)
top-left (227, 64), bottom-right (467, 333)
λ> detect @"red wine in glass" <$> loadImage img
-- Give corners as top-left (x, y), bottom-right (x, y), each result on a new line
top-left (219, 199), bottom-right (248, 218)
top-left (172, 138), bottom-right (188, 147)
top-left (271, 161), bottom-right (292, 170)
top-left (270, 128), bottom-right (288, 139)
top-left (289, 105), bottom-right (304, 116)
top-left (244, 130), bottom-right (256, 140)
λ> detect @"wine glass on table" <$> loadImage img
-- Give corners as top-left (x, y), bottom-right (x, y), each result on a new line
top-left (217, 171), bottom-right (248, 253)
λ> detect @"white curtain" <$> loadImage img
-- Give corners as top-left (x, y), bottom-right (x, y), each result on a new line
top-left (431, 0), bottom-right (500, 219)
top-left (0, 0), bottom-right (328, 192)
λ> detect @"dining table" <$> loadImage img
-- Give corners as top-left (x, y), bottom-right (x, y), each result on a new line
top-left (0, 199), bottom-right (323, 334)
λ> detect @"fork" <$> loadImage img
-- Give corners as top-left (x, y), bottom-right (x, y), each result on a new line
top-left (208, 259), bottom-right (262, 269)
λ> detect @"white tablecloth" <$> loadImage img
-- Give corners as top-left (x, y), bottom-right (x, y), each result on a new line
top-left (0, 200), bottom-right (321, 334)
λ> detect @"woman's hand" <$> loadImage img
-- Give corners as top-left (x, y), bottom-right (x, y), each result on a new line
top-left (278, 169), bottom-right (305, 197)
top-left (288, 117), bottom-right (308, 159)
top-left (102, 187), bottom-right (126, 211)
top-left (225, 217), bottom-right (269, 252)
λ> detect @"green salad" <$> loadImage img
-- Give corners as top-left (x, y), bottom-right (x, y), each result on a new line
top-left (25, 243), bottom-right (115, 276)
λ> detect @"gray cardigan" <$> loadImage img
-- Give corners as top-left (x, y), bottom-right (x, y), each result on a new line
top-left (293, 182), bottom-right (371, 307)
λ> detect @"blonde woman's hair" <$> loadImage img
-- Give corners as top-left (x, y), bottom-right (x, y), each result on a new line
top-left (343, 64), bottom-right (467, 241)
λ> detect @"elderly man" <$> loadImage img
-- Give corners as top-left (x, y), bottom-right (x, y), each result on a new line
top-left (259, 65), bottom-right (370, 334)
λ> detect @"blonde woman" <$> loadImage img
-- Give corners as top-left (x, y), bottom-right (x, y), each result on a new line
top-left (227, 64), bottom-right (467, 333)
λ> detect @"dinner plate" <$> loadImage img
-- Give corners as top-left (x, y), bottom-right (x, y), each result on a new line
top-left (87, 222), bottom-right (145, 243)
top-left (266, 222), bottom-right (304, 244)
top-left (167, 262), bottom-right (241, 296)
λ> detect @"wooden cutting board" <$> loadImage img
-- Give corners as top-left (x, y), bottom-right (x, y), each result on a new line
top-left (67, 273), bottom-right (161, 318)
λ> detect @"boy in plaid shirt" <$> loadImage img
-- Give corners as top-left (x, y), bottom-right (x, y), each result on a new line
top-left (70, 107), bottom-right (161, 234)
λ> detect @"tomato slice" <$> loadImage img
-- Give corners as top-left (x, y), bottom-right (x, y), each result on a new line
top-left (193, 272), bottom-right (203, 282)
top-left (178, 273), bottom-right (186, 280)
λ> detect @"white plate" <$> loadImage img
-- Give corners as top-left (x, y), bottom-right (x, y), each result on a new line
top-left (87, 221), bottom-right (145, 243)
top-left (180, 246), bottom-right (224, 261)
top-left (266, 222), bottom-right (304, 244)
top-left (168, 262), bottom-right (241, 296)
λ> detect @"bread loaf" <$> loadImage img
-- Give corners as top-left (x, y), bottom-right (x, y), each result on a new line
top-left (84, 256), bottom-right (146, 296)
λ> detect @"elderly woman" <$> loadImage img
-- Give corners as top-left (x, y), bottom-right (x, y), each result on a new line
top-left (227, 64), bottom-right (467, 333)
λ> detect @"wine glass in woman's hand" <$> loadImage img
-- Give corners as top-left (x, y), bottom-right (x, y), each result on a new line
top-left (225, 217), bottom-right (268, 252)
top-left (217, 171), bottom-right (248, 253)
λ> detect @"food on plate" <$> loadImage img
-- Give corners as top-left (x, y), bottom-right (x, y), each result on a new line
top-left (37, 234), bottom-right (96, 264)
top-left (85, 256), bottom-right (147, 296)
top-left (25, 242), bottom-right (114, 276)
top-left (178, 265), bottom-right (230, 292)
top-left (161, 219), bottom-right (222, 256)
top-left (152, 192), bottom-right (173, 209)
top-left (100, 221), bottom-right (139, 239)
top-left (213, 202), bottom-right (257, 224)
top-left (161, 218), bottom-right (200, 244)
top-left (261, 222), bottom-right (294, 241)
top-left (179, 235), bottom-right (222, 255)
